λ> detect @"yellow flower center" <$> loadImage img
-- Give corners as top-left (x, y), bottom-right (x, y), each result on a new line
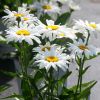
top-left (23, 17), bottom-right (29, 21)
top-left (78, 45), bottom-right (88, 50)
top-left (42, 47), bottom-right (51, 51)
top-left (45, 56), bottom-right (59, 62)
top-left (88, 23), bottom-right (97, 29)
top-left (59, 33), bottom-right (65, 37)
top-left (46, 25), bottom-right (59, 30)
top-left (16, 30), bottom-right (30, 36)
top-left (42, 5), bottom-right (52, 10)
top-left (14, 13), bottom-right (24, 17)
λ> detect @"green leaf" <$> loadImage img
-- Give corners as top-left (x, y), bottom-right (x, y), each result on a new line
top-left (0, 84), bottom-right (10, 94)
top-left (55, 12), bottom-right (71, 25)
top-left (40, 14), bottom-right (51, 24)
top-left (63, 87), bottom-right (74, 95)
top-left (34, 71), bottom-right (43, 82)
top-left (0, 70), bottom-right (18, 78)
top-left (54, 70), bottom-right (72, 96)
top-left (21, 79), bottom-right (33, 100)
top-left (82, 66), bottom-right (90, 75)
top-left (1, 93), bottom-right (24, 100)
top-left (54, 38), bottom-right (73, 46)
top-left (70, 80), bottom-right (97, 93)
top-left (33, 69), bottom-right (45, 83)
top-left (77, 81), bottom-right (97, 99)
top-left (86, 53), bottom-right (100, 60)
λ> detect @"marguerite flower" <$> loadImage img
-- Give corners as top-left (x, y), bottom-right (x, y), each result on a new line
top-left (85, 21), bottom-right (100, 32)
top-left (73, 20), bottom-right (100, 37)
top-left (3, 7), bottom-right (30, 25)
top-left (31, 1), bottom-right (60, 16)
top-left (69, 39), bottom-right (99, 58)
top-left (5, 22), bottom-right (41, 45)
top-left (34, 47), bottom-right (69, 71)
top-left (38, 20), bottom-right (70, 41)
top-left (33, 42), bottom-right (57, 53)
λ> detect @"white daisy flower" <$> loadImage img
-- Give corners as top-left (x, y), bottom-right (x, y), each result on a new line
top-left (57, 28), bottom-right (77, 40)
top-left (3, 7), bottom-right (30, 25)
top-left (38, 20), bottom-right (69, 41)
top-left (5, 22), bottom-right (41, 45)
top-left (69, 39), bottom-right (99, 58)
top-left (73, 20), bottom-right (88, 36)
top-left (34, 47), bottom-right (69, 71)
top-left (31, 1), bottom-right (60, 15)
top-left (73, 20), bottom-right (100, 37)
top-left (33, 42), bottom-right (57, 53)
top-left (85, 21), bottom-right (100, 32)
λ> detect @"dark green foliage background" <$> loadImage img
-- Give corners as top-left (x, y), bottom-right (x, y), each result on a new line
top-left (0, 0), bottom-right (34, 17)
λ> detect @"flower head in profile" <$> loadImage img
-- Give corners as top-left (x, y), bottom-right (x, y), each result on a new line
top-left (38, 20), bottom-right (70, 41)
top-left (85, 21), bottom-right (100, 32)
top-left (33, 42), bottom-right (58, 53)
top-left (34, 46), bottom-right (69, 71)
top-left (6, 22), bottom-right (41, 45)
top-left (57, 28), bottom-right (77, 40)
top-left (69, 39), bottom-right (99, 58)
top-left (73, 20), bottom-right (100, 37)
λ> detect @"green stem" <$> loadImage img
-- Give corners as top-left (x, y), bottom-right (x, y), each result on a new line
top-left (57, 68), bottom-right (59, 97)
top-left (74, 54), bottom-right (85, 99)
top-left (75, 73), bottom-right (80, 94)
top-left (50, 68), bottom-right (53, 100)
top-left (86, 30), bottom-right (90, 46)
top-left (79, 66), bottom-right (83, 92)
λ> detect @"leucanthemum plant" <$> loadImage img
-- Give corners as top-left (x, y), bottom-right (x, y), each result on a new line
top-left (0, 0), bottom-right (100, 100)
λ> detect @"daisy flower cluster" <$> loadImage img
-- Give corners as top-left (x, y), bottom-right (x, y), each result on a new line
top-left (1, 0), bottom-right (100, 99)
top-left (2, 2), bottom-right (100, 71)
